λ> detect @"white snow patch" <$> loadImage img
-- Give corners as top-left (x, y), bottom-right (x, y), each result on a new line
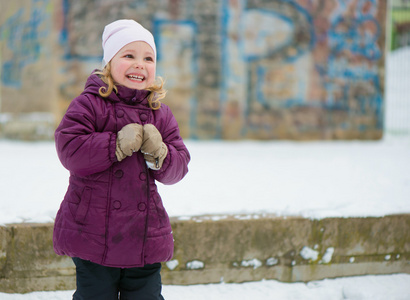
top-left (211, 215), bottom-right (228, 221)
top-left (266, 257), bottom-right (279, 266)
top-left (320, 247), bottom-right (334, 264)
top-left (241, 258), bottom-right (262, 269)
top-left (166, 259), bottom-right (179, 271)
top-left (186, 260), bottom-right (204, 270)
top-left (300, 246), bottom-right (319, 261)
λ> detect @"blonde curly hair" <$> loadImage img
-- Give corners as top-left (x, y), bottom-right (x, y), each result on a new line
top-left (94, 63), bottom-right (166, 110)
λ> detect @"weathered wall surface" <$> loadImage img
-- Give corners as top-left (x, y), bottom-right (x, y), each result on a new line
top-left (0, 0), bottom-right (387, 140)
top-left (0, 0), bottom-right (58, 139)
top-left (0, 214), bottom-right (409, 293)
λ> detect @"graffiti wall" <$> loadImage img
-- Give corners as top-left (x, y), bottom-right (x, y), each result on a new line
top-left (0, 0), bottom-right (386, 140)
top-left (0, 0), bottom-right (55, 111)
top-left (222, 0), bottom-right (385, 139)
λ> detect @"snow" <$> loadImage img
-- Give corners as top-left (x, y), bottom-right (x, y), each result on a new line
top-left (266, 257), bottom-right (279, 266)
top-left (1, 136), bottom-right (409, 224)
top-left (240, 258), bottom-right (263, 269)
top-left (320, 247), bottom-right (335, 264)
top-left (0, 274), bottom-right (409, 300)
top-left (0, 48), bottom-right (409, 298)
top-left (300, 246), bottom-right (319, 261)
top-left (186, 260), bottom-right (205, 270)
top-left (165, 259), bottom-right (179, 271)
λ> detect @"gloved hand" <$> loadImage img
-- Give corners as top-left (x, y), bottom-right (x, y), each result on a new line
top-left (141, 124), bottom-right (168, 170)
top-left (116, 123), bottom-right (143, 162)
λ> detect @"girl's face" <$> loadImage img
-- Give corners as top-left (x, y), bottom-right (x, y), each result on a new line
top-left (110, 41), bottom-right (156, 90)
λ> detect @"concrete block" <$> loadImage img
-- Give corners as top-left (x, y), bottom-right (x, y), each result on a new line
top-left (161, 214), bottom-right (410, 285)
top-left (0, 226), bottom-right (10, 278)
top-left (0, 214), bottom-right (408, 293)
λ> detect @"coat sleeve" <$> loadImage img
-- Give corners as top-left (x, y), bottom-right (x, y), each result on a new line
top-left (55, 95), bottom-right (117, 177)
top-left (150, 106), bottom-right (190, 185)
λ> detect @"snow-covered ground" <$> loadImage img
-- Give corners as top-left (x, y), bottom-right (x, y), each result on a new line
top-left (0, 49), bottom-right (409, 298)
top-left (1, 131), bottom-right (409, 224)
top-left (0, 133), bottom-right (409, 224)
top-left (0, 274), bottom-right (409, 300)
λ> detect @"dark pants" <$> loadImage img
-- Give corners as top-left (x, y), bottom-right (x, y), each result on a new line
top-left (72, 257), bottom-right (165, 300)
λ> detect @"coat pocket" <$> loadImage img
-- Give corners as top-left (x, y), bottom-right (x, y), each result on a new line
top-left (75, 187), bottom-right (92, 224)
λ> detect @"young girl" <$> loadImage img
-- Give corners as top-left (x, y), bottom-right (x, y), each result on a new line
top-left (53, 19), bottom-right (190, 299)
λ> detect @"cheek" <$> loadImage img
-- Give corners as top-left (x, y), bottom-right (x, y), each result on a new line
top-left (113, 64), bottom-right (131, 84)
top-left (111, 70), bottom-right (120, 83)
top-left (147, 66), bottom-right (156, 83)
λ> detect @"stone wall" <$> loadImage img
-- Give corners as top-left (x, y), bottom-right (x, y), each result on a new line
top-left (0, 214), bottom-right (409, 293)
top-left (0, 0), bottom-right (387, 140)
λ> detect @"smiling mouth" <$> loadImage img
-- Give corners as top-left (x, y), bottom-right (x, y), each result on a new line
top-left (127, 75), bottom-right (145, 81)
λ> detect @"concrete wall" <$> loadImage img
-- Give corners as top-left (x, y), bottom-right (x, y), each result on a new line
top-left (0, 214), bottom-right (409, 293)
top-left (0, 0), bottom-right (387, 140)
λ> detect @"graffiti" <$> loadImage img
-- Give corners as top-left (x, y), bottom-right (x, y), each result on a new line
top-left (325, 0), bottom-right (383, 127)
top-left (0, 0), bottom-right (50, 88)
top-left (222, 0), bottom-right (317, 138)
top-left (0, 0), bottom-right (384, 139)
top-left (153, 19), bottom-right (199, 138)
top-left (57, 0), bottom-right (384, 139)
top-left (60, 0), bottom-right (157, 61)
top-left (221, 0), bottom-right (384, 138)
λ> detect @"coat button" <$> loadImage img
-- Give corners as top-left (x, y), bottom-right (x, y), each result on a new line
top-left (117, 110), bottom-right (124, 118)
top-left (139, 172), bottom-right (147, 181)
top-left (114, 170), bottom-right (123, 178)
top-left (113, 201), bottom-right (122, 209)
top-left (138, 202), bottom-right (146, 211)
top-left (140, 113), bottom-right (148, 122)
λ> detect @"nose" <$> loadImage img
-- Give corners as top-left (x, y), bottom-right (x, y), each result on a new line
top-left (133, 59), bottom-right (144, 69)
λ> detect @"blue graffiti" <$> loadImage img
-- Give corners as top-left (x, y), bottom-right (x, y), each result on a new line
top-left (329, 16), bottom-right (381, 60)
top-left (246, 1), bottom-right (315, 108)
top-left (220, 0), bottom-right (317, 137)
top-left (59, 0), bottom-right (105, 62)
top-left (245, 5), bottom-right (315, 63)
top-left (0, 0), bottom-right (50, 88)
top-left (324, 0), bottom-right (383, 128)
top-left (153, 19), bottom-right (199, 138)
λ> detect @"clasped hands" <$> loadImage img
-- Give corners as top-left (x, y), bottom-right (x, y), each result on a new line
top-left (115, 123), bottom-right (168, 170)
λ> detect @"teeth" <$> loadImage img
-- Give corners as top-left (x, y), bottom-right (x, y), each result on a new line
top-left (128, 75), bottom-right (144, 81)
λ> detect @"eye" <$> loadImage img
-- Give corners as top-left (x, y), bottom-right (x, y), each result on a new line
top-left (145, 56), bottom-right (154, 62)
top-left (124, 54), bottom-right (134, 59)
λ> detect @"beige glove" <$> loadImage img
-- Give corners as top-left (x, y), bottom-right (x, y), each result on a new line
top-left (116, 123), bottom-right (143, 162)
top-left (141, 124), bottom-right (168, 170)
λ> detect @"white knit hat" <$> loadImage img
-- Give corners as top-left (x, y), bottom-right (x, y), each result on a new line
top-left (102, 19), bottom-right (156, 66)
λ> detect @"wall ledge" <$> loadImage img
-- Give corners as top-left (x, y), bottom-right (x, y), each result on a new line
top-left (0, 214), bottom-right (409, 293)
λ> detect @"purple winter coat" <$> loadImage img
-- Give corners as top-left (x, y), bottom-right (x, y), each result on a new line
top-left (53, 71), bottom-right (190, 268)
